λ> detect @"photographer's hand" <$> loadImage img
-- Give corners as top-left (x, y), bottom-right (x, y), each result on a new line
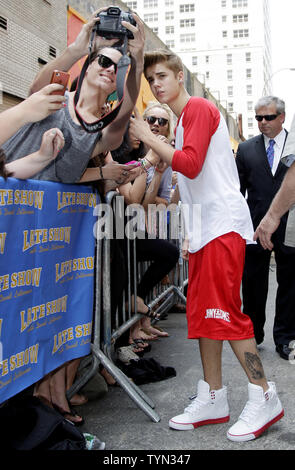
top-left (29, 7), bottom-right (117, 94)
top-left (122, 13), bottom-right (145, 63)
top-left (71, 8), bottom-right (119, 57)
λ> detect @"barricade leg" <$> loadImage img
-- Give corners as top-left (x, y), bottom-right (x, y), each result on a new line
top-left (91, 344), bottom-right (161, 423)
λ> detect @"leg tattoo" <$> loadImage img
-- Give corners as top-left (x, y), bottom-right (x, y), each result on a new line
top-left (244, 352), bottom-right (265, 380)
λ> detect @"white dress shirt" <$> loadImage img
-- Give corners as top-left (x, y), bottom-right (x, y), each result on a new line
top-left (263, 128), bottom-right (287, 175)
top-left (282, 114), bottom-right (295, 168)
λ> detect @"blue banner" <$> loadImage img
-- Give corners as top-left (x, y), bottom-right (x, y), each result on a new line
top-left (0, 177), bottom-right (98, 403)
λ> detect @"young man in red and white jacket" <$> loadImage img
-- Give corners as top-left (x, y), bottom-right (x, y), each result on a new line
top-left (130, 49), bottom-right (284, 442)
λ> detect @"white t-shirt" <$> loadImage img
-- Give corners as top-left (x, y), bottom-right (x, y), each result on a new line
top-left (171, 97), bottom-right (254, 253)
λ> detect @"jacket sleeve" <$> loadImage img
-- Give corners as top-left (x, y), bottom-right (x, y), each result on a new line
top-left (236, 144), bottom-right (248, 196)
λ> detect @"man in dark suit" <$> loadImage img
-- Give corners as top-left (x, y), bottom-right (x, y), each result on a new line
top-left (236, 96), bottom-right (295, 360)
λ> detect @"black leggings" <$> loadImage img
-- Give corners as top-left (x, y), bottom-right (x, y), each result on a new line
top-left (135, 237), bottom-right (179, 300)
top-left (110, 236), bottom-right (179, 317)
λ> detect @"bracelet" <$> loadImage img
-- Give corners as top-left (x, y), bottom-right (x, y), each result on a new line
top-left (155, 167), bottom-right (164, 173)
top-left (99, 166), bottom-right (104, 179)
top-left (144, 156), bottom-right (153, 167)
top-left (139, 158), bottom-right (149, 173)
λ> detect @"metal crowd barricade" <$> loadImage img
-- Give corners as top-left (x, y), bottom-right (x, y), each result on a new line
top-left (68, 190), bottom-right (188, 422)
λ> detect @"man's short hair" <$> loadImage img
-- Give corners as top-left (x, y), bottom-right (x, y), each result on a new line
top-left (255, 96), bottom-right (285, 114)
top-left (144, 49), bottom-right (183, 78)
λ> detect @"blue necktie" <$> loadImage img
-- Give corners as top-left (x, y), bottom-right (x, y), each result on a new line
top-left (266, 139), bottom-right (275, 169)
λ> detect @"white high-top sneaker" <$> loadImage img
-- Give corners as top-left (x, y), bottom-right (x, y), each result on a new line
top-left (227, 381), bottom-right (284, 442)
top-left (169, 379), bottom-right (230, 431)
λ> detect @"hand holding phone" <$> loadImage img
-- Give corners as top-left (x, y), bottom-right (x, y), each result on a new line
top-left (50, 70), bottom-right (70, 95)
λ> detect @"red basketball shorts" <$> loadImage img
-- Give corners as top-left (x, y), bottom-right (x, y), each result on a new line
top-left (186, 232), bottom-right (254, 340)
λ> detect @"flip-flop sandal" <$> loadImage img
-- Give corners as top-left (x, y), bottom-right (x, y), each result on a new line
top-left (132, 338), bottom-right (152, 352)
top-left (129, 343), bottom-right (145, 355)
top-left (132, 338), bottom-right (150, 348)
top-left (53, 404), bottom-right (84, 426)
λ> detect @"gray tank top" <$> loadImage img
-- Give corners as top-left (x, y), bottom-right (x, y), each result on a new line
top-left (2, 92), bottom-right (101, 183)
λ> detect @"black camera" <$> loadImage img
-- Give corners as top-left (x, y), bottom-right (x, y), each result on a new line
top-left (95, 7), bottom-right (136, 40)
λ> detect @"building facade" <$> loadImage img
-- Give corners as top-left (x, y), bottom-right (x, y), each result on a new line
top-left (0, 0), bottom-right (67, 112)
top-left (125, 0), bottom-right (272, 139)
top-left (0, 0), bottom-right (241, 144)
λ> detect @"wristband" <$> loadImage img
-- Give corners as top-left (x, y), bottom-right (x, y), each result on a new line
top-left (144, 157), bottom-right (153, 167)
top-left (140, 158), bottom-right (149, 172)
top-left (99, 166), bottom-right (104, 179)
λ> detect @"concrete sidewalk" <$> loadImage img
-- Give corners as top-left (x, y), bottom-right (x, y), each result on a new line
top-left (78, 263), bottom-right (294, 451)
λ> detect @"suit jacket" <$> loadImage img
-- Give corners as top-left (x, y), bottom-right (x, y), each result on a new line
top-left (236, 132), bottom-right (288, 242)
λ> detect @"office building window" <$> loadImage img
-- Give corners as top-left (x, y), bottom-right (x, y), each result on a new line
top-left (192, 56), bottom-right (198, 66)
top-left (144, 13), bottom-right (158, 22)
top-left (126, 1), bottom-right (137, 9)
top-left (245, 52), bottom-right (251, 62)
top-left (227, 70), bottom-right (233, 80)
top-left (222, 30), bottom-right (228, 38)
top-left (246, 84), bottom-right (252, 95)
top-left (165, 11), bottom-right (174, 20)
top-left (233, 14), bottom-right (248, 23)
top-left (180, 33), bottom-right (196, 43)
top-left (166, 25), bottom-right (174, 34)
top-left (246, 68), bottom-right (252, 79)
top-left (233, 29), bottom-right (249, 38)
top-left (247, 101), bottom-right (253, 111)
top-left (228, 86), bottom-right (233, 97)
top-left (180, 18), bottom-right (195, 27)
top-left (166, 40), bottom-right (175, 48)
top-left (144, 0), bottom-right (158, 7)
top-left (227, 53), bottom-right (232, 64)
top-left (232, 0), bottom-right (248, 7)
top-left (180, 4), bottom-right (195, 12)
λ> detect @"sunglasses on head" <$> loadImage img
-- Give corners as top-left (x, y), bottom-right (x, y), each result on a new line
top-left (255, 114), bottom-right (280, 122)
top-left (97, 54), bottom-right (118, 73)
top-left (146, 116), bottom-right (168, 127)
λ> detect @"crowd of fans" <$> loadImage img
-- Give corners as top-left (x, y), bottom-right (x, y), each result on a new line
top-left (2, 4), bottom-right (293, 450)
top-left (0, 7), bottom-right (182, 449)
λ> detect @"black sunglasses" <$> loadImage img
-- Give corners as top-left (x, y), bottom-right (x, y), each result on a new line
top-left (255, 114), bottom-right (280, 122)
top-left (146, 116), bottom-right (169, 127)
top-left (97, 54), bottom-right (118, 73)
